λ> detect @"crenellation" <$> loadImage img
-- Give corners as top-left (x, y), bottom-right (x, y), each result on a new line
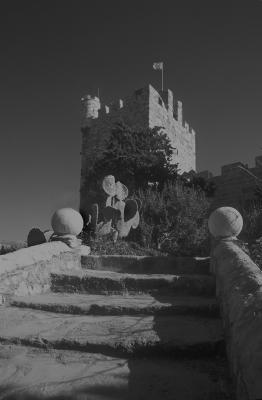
top-left (184, 122), bottom-right (189, 132)
top-left (177, 101), bottom-right (183, 125)
top-left (81, 95), bottom-right (100, 127)
top-left (98, 104), bottom-right (110, 116)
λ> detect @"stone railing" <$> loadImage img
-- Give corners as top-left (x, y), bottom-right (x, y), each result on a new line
top-left (209, 207), bottom-right (262, 400)
top-left (0, 242), bottom-right (81, 298)
top-left (0, 207), bottom-right (88, 299)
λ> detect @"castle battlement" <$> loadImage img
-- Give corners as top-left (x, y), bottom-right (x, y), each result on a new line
top-left (81, 85), bottom-right (195, 135)
top-left (80, 84), bottom-right (196, 176)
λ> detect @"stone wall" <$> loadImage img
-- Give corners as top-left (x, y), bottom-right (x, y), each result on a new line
top-left (80, 84), bottom-right (196, 216)
top-left (148, 85), bottom-right (195, 172)
top-left (211, 239), bottom-right (262, 400)
top-left (0, 242), bottom-right (81, 297)
top-left (199, 156), bottom-right (262, 211)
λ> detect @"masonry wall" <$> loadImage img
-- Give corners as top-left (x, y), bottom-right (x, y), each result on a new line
top-left (209, 157), bottom-right (262, 210)
top-left (148, 85), bottom-right (196, 173)
top-left (0, 242), bottom-right (81, 297)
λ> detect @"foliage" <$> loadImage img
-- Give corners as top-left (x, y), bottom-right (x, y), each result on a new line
top-left (81, 233), bottom-right (163, 256)
top-left (249, 237), bottom-right (262, 270)
top-left (86, 122), bottom-right (178, 192)
top-left (184, 175), bottom-right (216, 198)
top-left (238, 203), bottom-right (262, 270)
top-left (0, 241), bottom-right (26, 255)
top-left (130, 182), bottom-right (211, 256)
top-left (241, 203), bottom-right (262, 242)
top-left (81, 122), bottom-right (214, 256)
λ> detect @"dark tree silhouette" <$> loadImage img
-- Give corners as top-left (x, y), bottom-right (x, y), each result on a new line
top-left (87, 122), bottom-right (178, 191)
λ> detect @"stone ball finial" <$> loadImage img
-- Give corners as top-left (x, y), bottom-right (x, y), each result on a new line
top-left (51, 208), bottom-right (84, 236)
top-left (208, 207), bottom-right (243, 238)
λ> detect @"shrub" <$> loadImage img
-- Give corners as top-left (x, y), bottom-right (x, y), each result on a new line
top-left (241, 203), bottom-right (262, 242)
top-left (85, 122), bottom-right (178, 193)
top-left (240, 203), bottom-right (262, 270)
top-left (132, 182), bottom-right (211, 256)
top-left (0, 241), bottom-right (26, 255)
top-left (82, 234), bottom-right (163, 256)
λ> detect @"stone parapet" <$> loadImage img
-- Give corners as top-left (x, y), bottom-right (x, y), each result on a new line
top-left (0, 242), bottom-right (81, 297)
top-left (211, 239), bottom-right (262, 400)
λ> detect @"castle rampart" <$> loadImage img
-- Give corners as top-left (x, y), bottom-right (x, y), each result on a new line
top-left (199, 156), bottom-right (262, 210)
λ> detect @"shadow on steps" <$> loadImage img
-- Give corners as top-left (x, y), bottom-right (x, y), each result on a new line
top-left (0, 355), bottom-right (234, 400)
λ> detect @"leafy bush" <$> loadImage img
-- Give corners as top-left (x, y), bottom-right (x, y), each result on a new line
top-left (81, 233), bottom-right (163, 256)
top-left (239, 203), bottom-right (262, 270)
top-left (130, 182), bottom-right (211, 256)
top-left (85, 122), bottom-right (178, 193)
top-left (0, 241), bottom-right (26, 255)
top-left (241, 203), bottom-right (262, 242)
top-left (248, 238), bottom-right (262, 270)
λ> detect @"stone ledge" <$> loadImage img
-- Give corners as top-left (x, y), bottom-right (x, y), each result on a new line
top-left (0, 242), bottom-right (81, 296)
top-left (0, 307), bottom-right (224, 358)
top-left (0, 242), bottom-right (75, 274)
top-left (82, 255), bottom-right (210, 275)
top-left (212, 240), bottom-right (262, 400)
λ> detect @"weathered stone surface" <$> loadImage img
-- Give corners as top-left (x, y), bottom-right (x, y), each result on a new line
top-left (208, 207), bottom-right (243, 238)
top-left (51, 269), bottom-right (215, 296)
top-left (10, 293), bottom-right (220, 317)
top-left (212, 240), bottom-right (262, 399)
top-left (0, 242), bottom-right (81, 296)
top-left (80, 244), bottom-right (91, 256)
top-left (81, 255), bottom-right (211, 275)
top-left (51, 208), bottom-right (83, 236)
top-left (0, 344), bottom-right (233, 400)
top-left (0, 306), bottom-right (224, 357)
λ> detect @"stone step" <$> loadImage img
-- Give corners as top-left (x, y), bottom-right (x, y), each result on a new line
top-left (10, 293), bottom-right (220, 317)
top-left (0, 343), bottom-right (233, 400)
top-left (82, 255), bottom-right (211, 275)
top-left (51, 269), bottom-right (216, 296)
top-left (0, 306), bottom-right (224, 358)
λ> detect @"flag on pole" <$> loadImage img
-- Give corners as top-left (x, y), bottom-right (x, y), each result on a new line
top-left (153, 62), bottom-right (163, 70)
top-left (153, 62), bottom-right (164, 90)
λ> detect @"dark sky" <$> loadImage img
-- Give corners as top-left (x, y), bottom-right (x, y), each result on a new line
top-left (0, 0), bottom-right (262, 241)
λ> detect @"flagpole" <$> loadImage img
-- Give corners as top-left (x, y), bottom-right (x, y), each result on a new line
top-left (161, 64), bottom-right (164, 91)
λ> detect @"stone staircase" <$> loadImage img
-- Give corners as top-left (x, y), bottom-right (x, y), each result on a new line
top-left (0, 256), bottom-right (234, 399)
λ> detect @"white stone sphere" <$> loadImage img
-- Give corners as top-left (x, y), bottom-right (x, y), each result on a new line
top-left (51, 208), bottom-right (83, 236)
top-left (208, 207), bottom-right (243, 238)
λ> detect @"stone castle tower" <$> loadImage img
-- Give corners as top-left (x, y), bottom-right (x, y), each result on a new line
top-left (80, 84), bottom-right (196, 215)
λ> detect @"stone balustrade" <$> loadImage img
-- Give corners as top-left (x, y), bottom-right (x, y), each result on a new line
top-left (209, 206), bottom-right (262, 400)
top-left (0, 242), bottom-right (81, 298)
